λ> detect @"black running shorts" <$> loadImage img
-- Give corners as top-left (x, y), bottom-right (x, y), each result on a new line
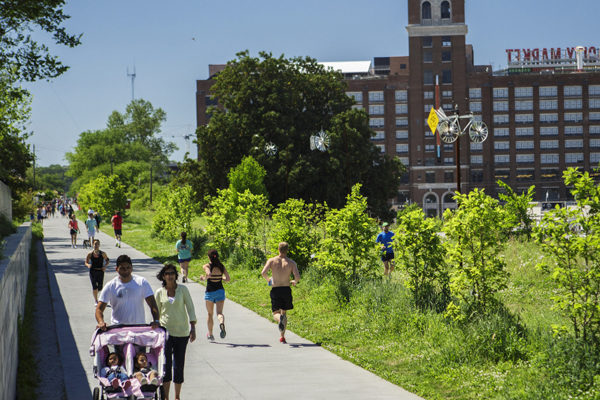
top-left (270, 286), bottom-right (293, 312)
top-left (89, 269), bottom-right (104, 291)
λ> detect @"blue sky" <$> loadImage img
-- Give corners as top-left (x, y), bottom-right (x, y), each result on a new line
top-left (25, 0), bottom-right (600, 166)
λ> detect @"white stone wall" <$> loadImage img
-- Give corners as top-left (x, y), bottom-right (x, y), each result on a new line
top-left (0, 224), bottom-right (31, 400)
top-left (0, 181), bottom-right (11, 222)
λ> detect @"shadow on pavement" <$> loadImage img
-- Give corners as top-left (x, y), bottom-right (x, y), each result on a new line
top-left (211, 342), bottom-right (272, 348)
top-left (44, 248), bottom-right (91, 400)
top-left (288, 342), bottom-right (322, 348)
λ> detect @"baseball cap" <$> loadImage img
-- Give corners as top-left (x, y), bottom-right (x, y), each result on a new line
top-left (382, 222), bottom-right (389, 227)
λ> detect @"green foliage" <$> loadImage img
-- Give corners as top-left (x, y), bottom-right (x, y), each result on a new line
top-left (66, 99), bottom-right (175, 192)
top-left (27, 164), bottom-right (72, 194)
top-left (315, 184), bottom-right (378, 282)
top-left (443, 189), bottom-right (513, 318)
top-left (203, 188), bottom-right (271, 259)
top-left (197, 50), bottom-right (403, 217)
top-left (171, 156), bottom-right (213, 209)
top-left (395, 204), bottom-right (448, 310)
top-left (228, 155), bottom-right (267, 198)
top-left (533, 168), bottom-right (600, 346)
top-left (12, 188), bottom-right (35, 222)
top-left (0, 0), bottom-right (81, 81)
top-left (151, 184), bottom-right (196, 240)
top-left (268, 198), bottom-right (323, 272)
top-left (77, 174), bottom-right (127, 218)
top-left (0, 70), bottom-right (33, 192)
top-left (498, 180), bottom-right (536, 238)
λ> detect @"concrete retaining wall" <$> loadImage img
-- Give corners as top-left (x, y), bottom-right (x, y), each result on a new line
top-left (0, 181), bottom-right (11, 222)
top-left (0, 223), bottom-right (32, 400)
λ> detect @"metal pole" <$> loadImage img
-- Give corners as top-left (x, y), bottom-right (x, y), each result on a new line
top-left (454, 106), bottom-right (461, 194)
top-left (149, 164), bottom-right (153, 205)
top-left (32, 144), bottom-right (36, 190)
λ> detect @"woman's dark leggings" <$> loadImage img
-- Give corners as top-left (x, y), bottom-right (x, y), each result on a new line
top-left (164, 335), bottom-right (189, 384)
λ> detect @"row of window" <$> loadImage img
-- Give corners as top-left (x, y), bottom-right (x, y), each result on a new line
top-left (471, 153), bottom-right (587, 165)
top-left (491, 112), bottom-right (600, 124)
top-left (470, 98), bottom-right (600, 112)
top-left (421, 1), bottom-right (451, 21)
top-left (473, 169), bottom-right (566, 182)
top-left (372, 126), bottom-right (600, 140)
top-left (469, 85), bottom-right (600, 99)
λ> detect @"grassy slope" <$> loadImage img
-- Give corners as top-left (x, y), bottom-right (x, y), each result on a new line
top-left (102, 210), bottom-right (578, 400)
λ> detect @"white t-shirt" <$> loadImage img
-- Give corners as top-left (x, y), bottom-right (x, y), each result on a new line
top-left (98, 274), bottom-right (154, 325)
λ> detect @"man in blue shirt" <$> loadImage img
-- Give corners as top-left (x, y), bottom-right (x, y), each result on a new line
top-left (376, 222), bottom-right (395, 276)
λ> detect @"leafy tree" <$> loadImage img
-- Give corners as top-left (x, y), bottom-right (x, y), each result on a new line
top-left (227, 156), bottom-right (267, 198)
top-left (0, 70), bottom-right (33, 192)
top-left (26, 164), bottom-right (72, 194)
top-left (0, 0), bottom-right (81, 81)
top-left (203, 188), bottom-right (238, 256)
top-left (395, 204), bottom-right (448, 310)
top-left (497, 180), bottom-right (535, 238)
top-left (443, 189), bottom-right (513, 319)
top-left (171, 156), bottom-right (213, 209)
top-left (197, 50), bottom-right (403, 217)
top-left (315, 184), bottom-right (378, 282)
top-left (77, 174), bottom-right (127, 218)
top-left (151, 184), bottom-right (196, 240)
top-left (66, 99), bottom-right (175, 192)
top-left (268, 198), bottom-right (323, 272)
top-left (534, 168), bottom-right (600, 345)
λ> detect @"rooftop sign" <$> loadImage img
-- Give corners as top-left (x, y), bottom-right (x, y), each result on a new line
top-left (506, 46), bottom-right (600, 66)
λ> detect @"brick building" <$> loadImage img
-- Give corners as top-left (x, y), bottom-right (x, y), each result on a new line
top-left (196, 0), bottom-right (600, 217)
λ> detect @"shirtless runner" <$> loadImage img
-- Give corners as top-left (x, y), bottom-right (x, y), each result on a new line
top-left (261, 242), bottom-right (300, 344)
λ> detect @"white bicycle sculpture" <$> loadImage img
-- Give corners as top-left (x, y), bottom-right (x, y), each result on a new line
top-left (435, 108), bottom-right (488, 144)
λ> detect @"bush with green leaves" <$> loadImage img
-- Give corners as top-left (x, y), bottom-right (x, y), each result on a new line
top-left (77, 174), bottom-right (127, 218)
top-left (268, 198), bottom-right (323, 272)
top-left (228, 155), bottom-right (267, 198)
top-left (395, 204), bottom-right (448, 311)
top-left (497, 180), bottom-right (536, 238)
top-left (442, 189), bottom-right (513, 319)
top-left (203, 188), bottom-right (271, 259)
top-left (534, 168), bottom-right (600, 346)
top-left (151, 184), bottom-right (196, 240)
top-left (315, 184), bottom-right (378, 282)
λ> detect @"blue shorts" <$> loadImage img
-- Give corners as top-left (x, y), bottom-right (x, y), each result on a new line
top-left (178, 257), bottom-right (191, 263)
top-left (204, 289), bottom-right (225, 303)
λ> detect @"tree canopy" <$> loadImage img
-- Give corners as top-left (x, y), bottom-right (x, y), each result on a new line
top-left (197, 50), bottom-right (403, 217)
top-left (0, 0), bottom-right (81, 81)
top-left (66, 99), bottom-right (175, 192)
top-left (0, 70), bottom-right (33, 191)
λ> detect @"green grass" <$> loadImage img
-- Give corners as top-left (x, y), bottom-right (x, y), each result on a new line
top-left (101, 209), bottom-right (599, 400)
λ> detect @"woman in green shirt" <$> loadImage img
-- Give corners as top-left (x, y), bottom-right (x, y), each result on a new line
top-left (155, 264), bottom-right (197, 400)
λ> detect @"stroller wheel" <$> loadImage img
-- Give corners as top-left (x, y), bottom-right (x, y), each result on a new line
top-left (92, 387), bottom-right (100, 400)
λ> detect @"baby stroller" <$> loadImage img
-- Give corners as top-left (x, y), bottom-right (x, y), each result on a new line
top-left (90, 324), bottom-right (168, 400)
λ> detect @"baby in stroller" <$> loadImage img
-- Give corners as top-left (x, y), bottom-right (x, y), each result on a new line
top-left (91, 324), bottom-right (167, 400)
top-left (100, 352), bottom-right (132, 390)
top-left (133, 352), bottom-right (159, 387)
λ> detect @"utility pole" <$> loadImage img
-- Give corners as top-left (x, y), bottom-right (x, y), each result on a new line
top-left (32, 144), bottom-right (36, 190)
top-left (454, 105), bottom-right (462, 195)
top-left (149, 163), bottom-right (153, 205)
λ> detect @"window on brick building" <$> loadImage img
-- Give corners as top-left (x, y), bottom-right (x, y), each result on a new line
top-left (441, 1), bottom-right (451, 19)
top-left (426, 171), bottom-right (436, 183)
top-left (422, 1), bottom-right (431, 20)
top-left (442, 69), bottom-right (452, 84)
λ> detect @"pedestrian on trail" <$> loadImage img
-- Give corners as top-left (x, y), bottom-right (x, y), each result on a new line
top-left (376, 222), bottom-right (395, 277)
top-left (95, 254), bottom-right (160, 330)
top-left (155, 263), bottom-right (197, 400)
top-left (175, 232), bottom-right (193, 283)
top-left (94, 212), bottom-right (101, 228)
top-left (68, 214), bottom-right (80, 248)
top-left (261, 242), bottom-right (300, 344)
top-left (199, 250), bottom-right (230, 341)
top-left (85, 210), bottom-right (98, 244)
top-left (85, 239), bottom-right (109, 306)
top-left (111, 210), bottom-right (123, 248)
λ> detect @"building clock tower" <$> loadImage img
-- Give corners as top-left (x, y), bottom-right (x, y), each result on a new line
top-left (406, 0), bottom-right (470, 215)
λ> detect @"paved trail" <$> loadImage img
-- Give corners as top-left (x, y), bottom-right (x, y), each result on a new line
top-left (42, 215), bottom-right (422, 400)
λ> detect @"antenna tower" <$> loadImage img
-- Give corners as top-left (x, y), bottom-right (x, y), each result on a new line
top-left (127, 65), bottom-right (136, 101)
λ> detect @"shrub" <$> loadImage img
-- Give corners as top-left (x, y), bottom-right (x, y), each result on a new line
top-left (395, 204), bottom-right (448, 311)
top-left (315, 184), bottom-right (378, 283)
top-left (443, 189), bottom-right (513, 319)
top-left (151, 184), bottom-right (196, 240)
top-left (78, 174), bottom-right (127, 218)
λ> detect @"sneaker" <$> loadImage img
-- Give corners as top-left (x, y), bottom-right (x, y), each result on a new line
top-left (182, 277), bottom-right (187, 283)
top-left (115, 242), bottom-right (118, 247)
top-left (111, 378), bottom-right (120, 389)
top-left (279, 337), bottom-right (287, 344)
top-left (118, 243), bottom-right (121, 248)
top-left (74, 245), bottom-right (77, 249)
top-left (150, 377), bottom-right (158, 386)
top-left (278, 313), bottom-right (287, 332)
top-left (140, 377), bottom-right (148, 385)
top-left (207, 333), bottom-right (214, 341)
top-left (219, 322), bottom-right (226, 339)
top-left (121, 379), bottom-right (131, 390)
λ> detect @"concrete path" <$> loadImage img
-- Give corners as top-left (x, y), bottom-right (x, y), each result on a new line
top-left (42, 214), bottom-right (422, 400)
